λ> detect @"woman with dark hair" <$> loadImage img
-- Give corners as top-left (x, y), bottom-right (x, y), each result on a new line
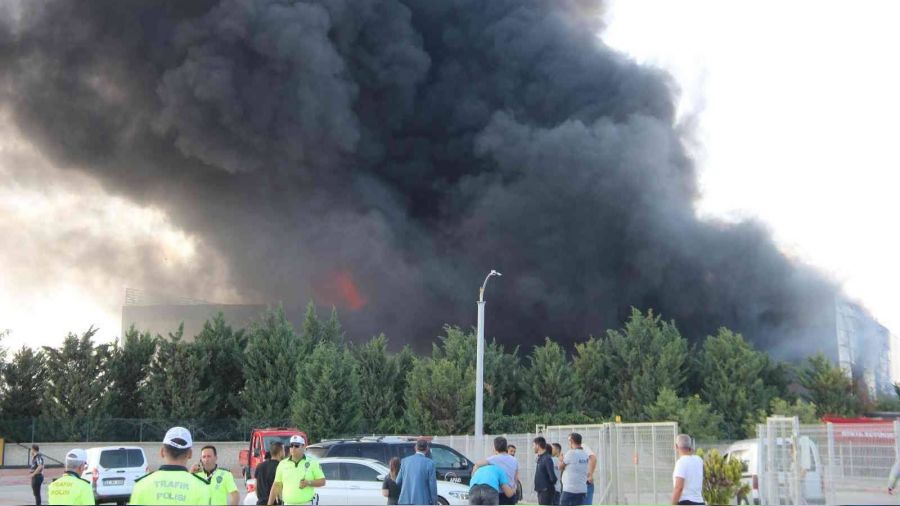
top-left (382, 457), bottom-right (402, 505)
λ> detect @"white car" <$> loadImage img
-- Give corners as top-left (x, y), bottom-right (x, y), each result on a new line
top-left (725, 437), bottom-right (825, 505)
top-left (80, 446), bottom-right (149, 505)
top-left (243, 457), bottom-right (470, 505)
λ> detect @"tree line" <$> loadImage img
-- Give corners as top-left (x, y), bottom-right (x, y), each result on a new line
top-left (0, 305), bottom-right (888, 444)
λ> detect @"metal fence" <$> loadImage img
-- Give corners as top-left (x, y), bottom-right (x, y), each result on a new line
top-left (758, 416), bottom-right (897, 505)
top-left (433, 421), bottom-right (678, 504)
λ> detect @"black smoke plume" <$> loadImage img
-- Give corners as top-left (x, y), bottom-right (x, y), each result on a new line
top-left (0, 0), bottom-right (835, 354)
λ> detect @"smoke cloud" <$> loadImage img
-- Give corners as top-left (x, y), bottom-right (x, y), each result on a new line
top-left (0, 0), bottom-right (835, 354)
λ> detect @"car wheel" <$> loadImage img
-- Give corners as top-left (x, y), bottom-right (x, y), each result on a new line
top-left (437, 496), bottom-right (449, 505)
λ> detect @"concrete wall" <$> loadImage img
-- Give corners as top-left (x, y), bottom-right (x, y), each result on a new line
top-left (3, 441), bottom-right (249, 475)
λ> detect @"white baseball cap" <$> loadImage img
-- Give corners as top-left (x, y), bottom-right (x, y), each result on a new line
top-left (289, 435), bottom-right (306, 446)
top-left (163, 426), bottom-right (193, 449)
top-left (66, 449), bottom-right (87, 464)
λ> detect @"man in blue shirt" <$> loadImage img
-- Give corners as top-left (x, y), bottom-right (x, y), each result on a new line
top-left (397, 439), bottom-right (437, 505)
top-left (487, 437), bottom-right (519, 505)
top-left (469, 463), bottom-right (516, 505)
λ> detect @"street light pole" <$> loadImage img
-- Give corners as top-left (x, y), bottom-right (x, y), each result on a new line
top-left (475, 269), bottom-right (501, 438)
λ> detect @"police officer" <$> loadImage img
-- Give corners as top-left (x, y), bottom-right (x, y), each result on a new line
top-left (48, 448), bottom-right (94, 505)
top-left (268, 435), bottom-right (325, 506)
top-left (130, 426), bottom-right (211, 505)
top-left (193, 445), bottom-right (239, 505)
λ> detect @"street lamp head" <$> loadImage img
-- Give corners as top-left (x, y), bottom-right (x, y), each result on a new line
top-left (479, 269), bottom-right (503, 302)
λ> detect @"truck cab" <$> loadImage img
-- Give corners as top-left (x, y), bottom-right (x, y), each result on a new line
top-left (239, 427), bottom-right (308, 479)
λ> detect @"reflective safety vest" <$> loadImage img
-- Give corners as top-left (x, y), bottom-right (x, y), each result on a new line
top-left (194, 466), bottom-right (238, 505)
top-left (274, 456), bottom-right (325, 505)
top-left (49, 471), bottom-right (95, 505)
top-left (129, 465), bottom-right (211, 505)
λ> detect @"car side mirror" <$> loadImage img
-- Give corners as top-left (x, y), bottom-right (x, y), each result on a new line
top-left (460, 459), bottom-right (468, 468)
top-left (377, 474), bottom-right (385, 481)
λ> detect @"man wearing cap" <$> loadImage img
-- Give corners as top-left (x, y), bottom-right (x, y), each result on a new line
top-left (193, 445), bottom-right (239, 505)
top-left (48, 449), bottom-right (94, 505)
top-left (129, 426), bottom-right (211, 505)
top-left (268, 435), bottom-right (325, 505)
top-left (396, 439), bottom-right (437, 506)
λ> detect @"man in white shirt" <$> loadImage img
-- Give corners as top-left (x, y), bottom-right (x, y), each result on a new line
top-left (671, 434), bottom-right (704, 505)
top-left (559, 433), bottom-right (589, 506)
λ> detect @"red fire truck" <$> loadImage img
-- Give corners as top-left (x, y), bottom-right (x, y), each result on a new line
top-left (238, 427), bottom-right (308, 479)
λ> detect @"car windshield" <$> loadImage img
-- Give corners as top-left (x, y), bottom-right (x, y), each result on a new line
top-left (99, 449), bottom-right (145, 469)
top-left (263, 436), bottom-right (294, 453)
top-left (306, 446), bottom-right (328, 459)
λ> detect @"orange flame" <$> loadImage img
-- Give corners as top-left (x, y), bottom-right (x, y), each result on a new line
top-left (314, 270), bottom-right (368, 311)
top-left (335, 270), bottom-right (367, 310)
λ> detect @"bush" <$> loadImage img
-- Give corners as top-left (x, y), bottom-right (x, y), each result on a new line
top-left (696, 448), bottom-right (744, 505)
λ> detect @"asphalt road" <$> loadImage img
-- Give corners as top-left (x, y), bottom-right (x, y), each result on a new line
top-left (0, 468), bottom-right (253, 505)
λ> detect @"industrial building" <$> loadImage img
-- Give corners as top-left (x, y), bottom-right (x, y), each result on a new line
top-left (121, 288), bottom-right (265, 341)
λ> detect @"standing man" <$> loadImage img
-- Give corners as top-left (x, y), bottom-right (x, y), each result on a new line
top-left (256, 442), bottom-right (284, 505)
top-left (48, 448), bottom-right (94, 505)
top-left (559, 433), bottom-right (589, 506)
top-left (194, 446), bottom-right (239, 505)
top-left (581, 443), bottom-right (597, 504)
top-left (532, 437), bottom-right (557, 506)
top-left (396, 438), bottom-right (437, 505)
top-left (671, 434), bottom-right (704, 505)
top-left (29, 444), bottom-right (45, 505)
top-left (268, 435), bottom-right (325, 506)
top-left (507, 446), bottom-right (517, 458)
top-left (487, 437), bottom-right (519, 505)
top-left (551, 443), bottom-right (563, 505)
top-left (129, 426), bottom-right (211, 505)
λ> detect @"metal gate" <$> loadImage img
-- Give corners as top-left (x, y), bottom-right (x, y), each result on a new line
top-left (757, 416), bottom-right (899, 505)
top-left (433, 421), bottom-right (678, 504)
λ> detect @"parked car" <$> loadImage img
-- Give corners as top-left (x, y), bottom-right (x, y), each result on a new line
top-left (306, 436), bottom-right (473, 484)
top-left (239, 427), bottom-right (308, 479)
top-left (80, 446), bottom-right (149, 505)
top-left (725, 436), bottom-right (825, 505)
top-left (243, 457), bottom-right (470, 505)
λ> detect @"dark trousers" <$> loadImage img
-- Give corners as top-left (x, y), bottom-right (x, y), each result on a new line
top-left (499, 485), bottom-right (518, 505)
top-left (31, 474), bottom-right (43, 505)
top-left (537, 489), bottom-right (555, 505)
top-left (469, 484), bottom-right (500, 505)
top-left (559, 492), bottom-right (585, 506)
top-left (677, 501), bottom-right (704, 505)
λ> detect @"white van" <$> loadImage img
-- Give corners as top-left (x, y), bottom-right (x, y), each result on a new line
top-left (80, 446), bottom-right (149, 505)
top-left (725, 437), bottom-right (825, 505)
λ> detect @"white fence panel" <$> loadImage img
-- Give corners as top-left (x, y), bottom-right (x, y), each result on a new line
top-left (433, 421), bottom-right (678, 504)
top-left (757, 416), bottom-right (898, 505)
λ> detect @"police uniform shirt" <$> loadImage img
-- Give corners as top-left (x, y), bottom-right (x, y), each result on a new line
top-left (274, 456), bottom-right (325, 505)
top-left (130, 464), bottom-right (211, 505)
top-left (194, 466), bottom-right (238, 505)
top-left (49, 471), bottom-right (95, 505)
